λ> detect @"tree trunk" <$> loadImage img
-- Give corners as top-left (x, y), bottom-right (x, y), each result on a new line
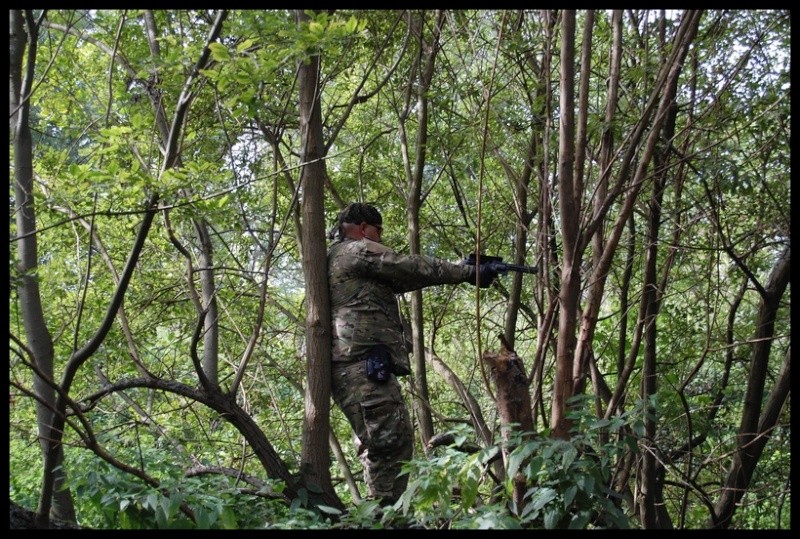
top-left (144, 10), bottom-right (221, 389)
top-left (640, 89), bottom-right (681, 529)
top-left (403, 9), bottom-right (445, 449)
top-left (551, 9), bottom-right (579, 441)
top-left (568, 10), bottom-right (595, 397)
top-left (295, 9), bottom-right (342, 510)
top-left (576, 9), bottom-right (621, 418)
top-left (637, 139), bottom-right (670, 530)
top-left (483, 336), bottom-right (534, 509)
top-left (9, 9), bottom-right (77, 525)
top-left (193, 218), bottom-right (221, 389)
top-left (9, 500), bottom-right (81, 529)
top-left (710, 245), bottom-right (790, 528)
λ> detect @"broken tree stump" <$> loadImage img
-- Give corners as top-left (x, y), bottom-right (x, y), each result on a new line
top-left (482, 334), bottom-right (535, 510)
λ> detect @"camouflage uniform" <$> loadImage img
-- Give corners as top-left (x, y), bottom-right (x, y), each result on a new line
top-left (328, 236), bottom-right (473, 503)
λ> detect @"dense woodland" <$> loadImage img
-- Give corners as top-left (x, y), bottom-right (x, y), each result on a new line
top-left (9, 9), bottom-right (790, 529)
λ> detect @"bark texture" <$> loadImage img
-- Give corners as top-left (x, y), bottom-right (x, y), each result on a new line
top-left (483, 335), bottom-right (535, 509)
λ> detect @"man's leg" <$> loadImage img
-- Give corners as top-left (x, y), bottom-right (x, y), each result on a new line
top-left (332, 362), bottom-right (413, 504)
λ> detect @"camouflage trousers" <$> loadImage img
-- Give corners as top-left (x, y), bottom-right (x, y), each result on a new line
top-left (331, 360), bottom-right (413, 504)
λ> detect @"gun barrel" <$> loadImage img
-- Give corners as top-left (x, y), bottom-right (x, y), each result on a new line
top-left (490, 261), bottom-right (538, 274)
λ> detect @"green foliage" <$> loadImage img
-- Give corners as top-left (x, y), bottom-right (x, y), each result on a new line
top-left (394, 444), bottom-right (499, 527)
top-left (8, 8), bottom-right (790, 531)
top-left (369, 409), bottom-right (637, 530)
top-left (8, 434), bottom-right (43, 511)
top-left (510, 404), bottom-right (637, 529)
top-left (62, 448), bottom-right (288, 529)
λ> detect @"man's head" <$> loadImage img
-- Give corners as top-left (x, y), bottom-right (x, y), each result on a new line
top-left (330, 202), bottom-right (383, 242)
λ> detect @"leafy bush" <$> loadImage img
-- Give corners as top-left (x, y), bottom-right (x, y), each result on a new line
top-left (64, 448), bottom-right (287, 529)
top-left (509, 397), bottom-right (639, 529)
top-left (8, 434), bottom-right (43, 511)
top-left (383, 399), bottom-right (639, 529)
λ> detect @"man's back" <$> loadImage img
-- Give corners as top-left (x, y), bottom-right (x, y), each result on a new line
top-left (328, 237), bottom-right (407, 366)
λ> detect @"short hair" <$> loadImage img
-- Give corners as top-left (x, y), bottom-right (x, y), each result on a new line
top-left (338, 202), bottom-right (382, 226)
top-left (329, 202), bottom-right (382, 239)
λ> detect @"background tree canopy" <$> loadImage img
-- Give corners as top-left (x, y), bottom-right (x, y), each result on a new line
top-left (9, 9), bottom-right (790, 530)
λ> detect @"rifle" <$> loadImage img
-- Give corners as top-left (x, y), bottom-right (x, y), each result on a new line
top-left (464, 253), bottom-right (538, 275)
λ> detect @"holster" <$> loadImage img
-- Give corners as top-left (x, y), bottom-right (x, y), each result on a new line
top-left (365, 344), bottom-right (393, 383)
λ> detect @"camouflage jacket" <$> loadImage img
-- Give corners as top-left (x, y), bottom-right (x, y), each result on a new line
top-left (328, 237), bottom-right (472, 366)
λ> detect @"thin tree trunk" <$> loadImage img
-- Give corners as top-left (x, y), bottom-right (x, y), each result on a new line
top-left (569, 10), bottom-right (594, 396)
top-left (192, 219), bottom-right (220, 388)
top-left (401, 9), bottom-right (444, 448)
top-left (638, 38), bottom-right (682, 519)
top-left (502, 126), bottom-right (538, 350)
top-left (10, 9), bottom-right (77, 525)
top-left (144, 10), bottom-right (220, 389)
top-left (552, 9), bottom-right (579, 440)
top-left (295, 9), bottom-right (342, 510)
top-left (637, 129), bottom-right (672, 530)
top-left (710, 245), bottom-right (790, 528)
top-left (532, 9), bottom-right (558, 434)
top-left (574, 9), bottom-right (619, 400)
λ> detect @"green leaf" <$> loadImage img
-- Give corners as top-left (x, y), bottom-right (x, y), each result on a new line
top-left (155, 504), bottom-right (167, 528)
top-left (577, 474), bottom-right (595, 495)
top-left (317, 504), bottom-right (342, 515)
top-left (507, 441), bottom-right (537, 478)
top-left (168, 493), bottom-right (183, 517)
top-left (144, 493), bottom-right (158, 511)
top-left (562, 444), bottom-right (577, 469)
top-left (195, 506), bottom-right (210, 529)
top-left (563, 485), bottom-right (577, 508)
top-left (525, 455), bottom-right (544, 479)
top-left (568, 510), bottom-right (592, 529)
top-left (543, 507), bottom-right (562, 529)
top-left (530, 487), bottom-right (558, 512)
top-left (219, 507), bottom-right (238, 529)
top-left (208, 42), bottom-right (230, 62)
top-left (236, 37), bottom-right (258, 52)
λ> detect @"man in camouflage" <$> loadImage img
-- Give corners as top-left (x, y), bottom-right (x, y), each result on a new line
top-left (327, 202), bottom-right (497, 505)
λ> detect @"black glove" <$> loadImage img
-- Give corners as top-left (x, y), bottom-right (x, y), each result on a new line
top-left (466, 263), bottom-right (498, 288)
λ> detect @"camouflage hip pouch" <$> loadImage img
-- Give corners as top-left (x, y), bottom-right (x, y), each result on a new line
top-left (364, 344), bottom-right (392, 383)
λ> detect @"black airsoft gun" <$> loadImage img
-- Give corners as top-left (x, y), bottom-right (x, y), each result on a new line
top-left (464, 253), bottom-right (538, 275)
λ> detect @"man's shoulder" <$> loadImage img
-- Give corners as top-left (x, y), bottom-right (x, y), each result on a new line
top-left (362, 238), bottom-right (394, 254)
top-left (330, 238), bottom-right (394, 256)
top-left (329, 239), bottom-right (367, 272)
top-left (330, 238), bottom-right (357, 253)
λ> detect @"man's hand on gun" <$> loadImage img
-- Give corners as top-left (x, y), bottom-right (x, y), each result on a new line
top-left (466, 261), bottom-right (499, 288)
top-left (463, 253), bottom-right (538, 288)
